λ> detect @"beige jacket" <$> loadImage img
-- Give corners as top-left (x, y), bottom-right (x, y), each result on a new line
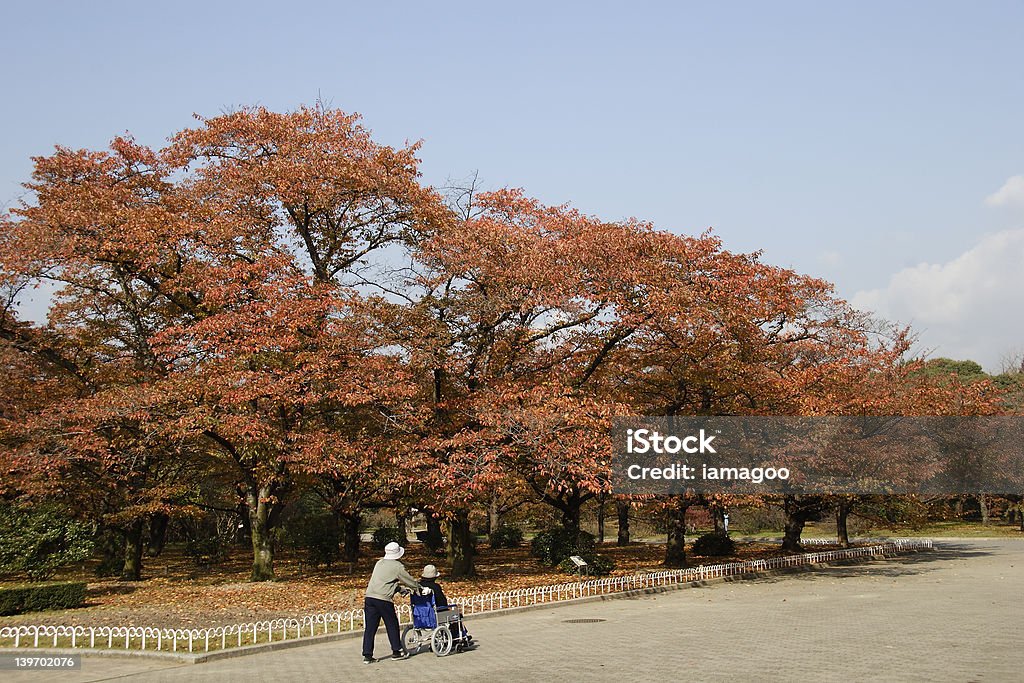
top-left (365, 558), bottom-right (421, 602)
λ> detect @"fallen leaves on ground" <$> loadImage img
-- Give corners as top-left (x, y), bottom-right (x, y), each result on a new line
top-left (0, 541), bottom-right (843, 629)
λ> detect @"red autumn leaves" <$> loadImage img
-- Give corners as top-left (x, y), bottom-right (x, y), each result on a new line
top-left (0, 105), bottom-right (1004, 580)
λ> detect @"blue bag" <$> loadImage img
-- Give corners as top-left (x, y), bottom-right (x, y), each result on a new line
top-left (411, 591), bottom-right (437, 629)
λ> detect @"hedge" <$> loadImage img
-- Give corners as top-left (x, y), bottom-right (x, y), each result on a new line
top-left (371, 526), bottom-right (406, 550)
top-left (488, 524), bottom-right (524, 549)
top-left (0, 582), bottom-right (87, 616)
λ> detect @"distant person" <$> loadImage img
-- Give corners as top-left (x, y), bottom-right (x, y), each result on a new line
top-left (362, 542), bottom-right (424, 663)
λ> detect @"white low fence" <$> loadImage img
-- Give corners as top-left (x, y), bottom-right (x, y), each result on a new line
top-left (0, 539), bottom-right (932, 654)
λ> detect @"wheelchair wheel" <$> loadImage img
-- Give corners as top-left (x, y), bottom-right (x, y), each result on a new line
top-left (431, 626), bottom-right (453, 656)
top-left (402, 626), bottom-right (426, 654)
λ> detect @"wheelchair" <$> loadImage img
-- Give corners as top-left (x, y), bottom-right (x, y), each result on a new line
top-left (401, 591), bottom-right (471, 657)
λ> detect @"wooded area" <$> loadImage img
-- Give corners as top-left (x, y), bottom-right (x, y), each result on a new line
top-left (1, 106), bottom-right (1021, 586)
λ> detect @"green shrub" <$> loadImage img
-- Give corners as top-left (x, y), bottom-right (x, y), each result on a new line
top-left (557, 553), bottom-right (615, 576)
top-left (489, 524), bottom-right (524, 549)
top-left (0, 582), bottom-right (87, 616)
top-left (530, 529), bottom-right (595, 566)
top-left (371, 526), bottom-right (406, 551)
top-left (0, 503), bottom-right (94, 581)
top-left (285, 513), bottom-right (342, 568)
top-left (691, 532), bottom-right (736, 556)
top-left (184, 536), bottom-right (229, 566)
top-left (181, 511), bottom-right (238, 567)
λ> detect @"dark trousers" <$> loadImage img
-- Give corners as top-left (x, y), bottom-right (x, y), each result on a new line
top-left (362, 597), bottom-right (402, 657)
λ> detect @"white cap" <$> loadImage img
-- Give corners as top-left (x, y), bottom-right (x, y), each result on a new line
top-left (383, 542), bottom-right (405, 560)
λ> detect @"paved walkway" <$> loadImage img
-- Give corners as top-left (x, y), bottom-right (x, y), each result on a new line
top-left (7, 539), bottom-right (1023, 682)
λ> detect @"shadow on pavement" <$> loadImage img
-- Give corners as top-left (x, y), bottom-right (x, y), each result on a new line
top-left (406, 642), bottom-right (481, 660)
top-left (721, 542), bottom-right (996, 584)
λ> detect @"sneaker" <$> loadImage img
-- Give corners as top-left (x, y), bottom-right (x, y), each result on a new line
top-left (363, 656), bottom-right (373, 664)
top-left (391, 651), bottom-right (409, 661)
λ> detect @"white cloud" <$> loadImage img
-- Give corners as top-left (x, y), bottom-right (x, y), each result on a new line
top-left (851, 229), bottom-right (1024, 372)
top-left (984, 175), bottom-right (1024, 208)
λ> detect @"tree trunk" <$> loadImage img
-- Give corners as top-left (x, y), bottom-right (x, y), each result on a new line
top-left (341, 513), bottom-right (361, 563)
top-left (597, 494), bottom-right (606, 544)
top-left (395, 507), bottom-right (408, 541)
top-left (446, 510), bottom-right (476, 578)
top-left (487, 499), bottom-right (501, 537)
top-left (146, 512), bottom-right (169, 557)
top-left (424, 511), bottom-right (445, 554)
top-left (235, 497), bottom-right (251, 544)
top-left (978, 494), bottom-right (990, 525)
top-left (782, 515), bottom-right (806, 552)
top-left (248, 487), bottom-right (276, 581)
top-left (560, 502), bottom-right (581, 534)
top-left (835, 499), bottom-right (851, 548)
top-left (782, 495), bottom-right (813, 552)
top-left (1019, 501), bottom-right (1024, 532)
top-left (712, 507), bottom-right (725, 534)
top-left (616, 500), bottom-right (630, 546)
top-left (121, 518), bottom-right (145, 581)
top-left (954, 495), bottom-right (964, 519)
top-left (664, 497), bottom-right (689, 568)
top-left (97, 529), bottom-right (124, 577)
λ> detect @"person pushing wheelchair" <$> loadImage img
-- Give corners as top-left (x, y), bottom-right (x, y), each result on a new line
top-left (361, 542), bottom-right (431, 663)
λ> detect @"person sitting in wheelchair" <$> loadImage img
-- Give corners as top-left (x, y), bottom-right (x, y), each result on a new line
top-left (420, 564), bottom-right (473, 647)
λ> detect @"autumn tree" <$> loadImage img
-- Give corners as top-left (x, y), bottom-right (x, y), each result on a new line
top-left (0, 140), bottom-right (207, 579)
top-left (8, 102), bottom-right (1010, 584)
top-left (1, 106), bottom-right (440, 581)
top-left (155, 106), bottom-right (440, 579)
top-left (391, 188), bottom-right (666, 573)
top-left (604, 233), bottom-right (892, 562)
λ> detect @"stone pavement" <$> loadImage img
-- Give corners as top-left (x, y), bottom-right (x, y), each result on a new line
top-left (6, 539), bottom-right (1022, 682)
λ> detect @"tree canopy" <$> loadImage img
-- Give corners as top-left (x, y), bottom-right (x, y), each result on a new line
top-left (1, 105), bottom-right (1015, 579)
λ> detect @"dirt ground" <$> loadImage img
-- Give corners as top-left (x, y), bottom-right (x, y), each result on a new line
top-left (0, 540), bottom-right (817, 629)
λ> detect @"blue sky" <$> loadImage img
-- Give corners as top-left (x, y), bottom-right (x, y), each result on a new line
top-left (3, 1), bottom-right (1023, 369)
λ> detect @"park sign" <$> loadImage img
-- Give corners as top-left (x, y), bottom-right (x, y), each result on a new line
top-left (611, 416), bottom-right (1024, 495)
